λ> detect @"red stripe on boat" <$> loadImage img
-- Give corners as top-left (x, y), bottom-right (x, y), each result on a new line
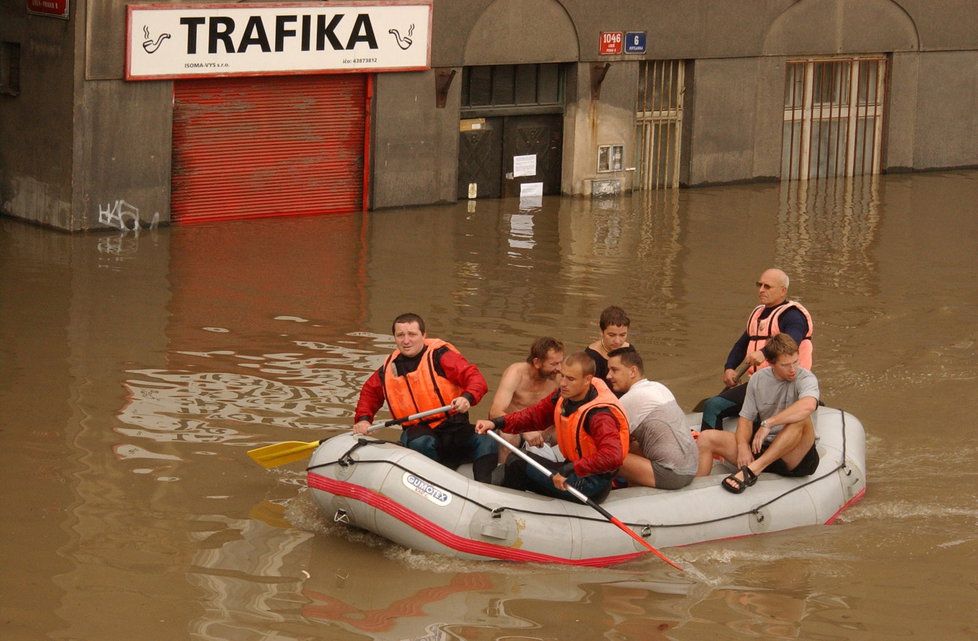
top-left (307, 471), bottom-right (646, 567)
top-left (824, 487), bottom-right (866, 525)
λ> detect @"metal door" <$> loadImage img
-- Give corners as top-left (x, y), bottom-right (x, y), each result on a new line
top-left (172, 74), bottom-right (368, 223)
top-left (457, 118), bottom-right (502, 199)
top-left (501, 114), bottom-right (563, 197)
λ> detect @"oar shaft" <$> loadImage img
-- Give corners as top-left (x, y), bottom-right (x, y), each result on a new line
top-left (486, 429), bottom-right (683, 571)
top-left (358, 404), bottom-right (455, 435)
top-left (380, 404), bottom-right (453, 429)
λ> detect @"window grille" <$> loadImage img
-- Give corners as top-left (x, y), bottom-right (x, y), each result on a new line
top-left (634, 60), bottom-right (685, 190)
top-left (781, 56), bottom-right (888, 180)
top-left (461, 64), bottom-right (562, 112)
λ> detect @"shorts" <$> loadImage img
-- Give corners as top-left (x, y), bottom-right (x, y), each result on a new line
top-left (762, 441), bottom-right (820, 477)
top-left (651, 461), bottom-right (695, 490)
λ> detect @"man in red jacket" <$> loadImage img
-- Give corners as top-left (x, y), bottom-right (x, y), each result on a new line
top-left (475, 352), bottom-right (629, 502)
top-left (354, 313), bottom-right (497, 483)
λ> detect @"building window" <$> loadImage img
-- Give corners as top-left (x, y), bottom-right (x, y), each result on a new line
top-left (634, 59), bottom-right (685, 189)
top-left (461, 64), bottom-right (562, 113)
top-left (597, 144), bottom-right (624, 172)
top-left (0, 42), bottom-right (21, 96)
top-left (781, 56), bottom-right (888, 180)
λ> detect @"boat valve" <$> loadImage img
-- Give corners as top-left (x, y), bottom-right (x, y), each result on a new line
top-left (641, 525), bottom-right (653, 538)
top-left (334, 509), bottom-right (350, 524)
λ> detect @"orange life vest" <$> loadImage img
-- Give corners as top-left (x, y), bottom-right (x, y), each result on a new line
top-left (554, 378), bottom-right (630, 464)
top-left (745, 300), bottom-right (814, 373)
top-left (382, 339), bottom-right (462, 428)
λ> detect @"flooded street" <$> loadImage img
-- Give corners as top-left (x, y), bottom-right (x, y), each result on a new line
top-left (2, 170), bottom-right (977, 640)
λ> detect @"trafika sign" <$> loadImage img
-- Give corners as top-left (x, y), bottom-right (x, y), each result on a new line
top-left (125, 1), bottom-right (432, 80)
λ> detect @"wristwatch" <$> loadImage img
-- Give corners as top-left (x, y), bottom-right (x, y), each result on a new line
top-left (760, 419), bottom-right (769, 429)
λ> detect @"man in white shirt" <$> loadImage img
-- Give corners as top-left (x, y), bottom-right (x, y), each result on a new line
top-left (606, 347), bottom-right (697, 489)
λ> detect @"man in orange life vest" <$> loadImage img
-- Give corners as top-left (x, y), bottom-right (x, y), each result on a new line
top-left (474, 352), bottom-right (629, 503)
top-left (701, 268), bottom-right (814, 431)
top-left (354, 313), bottom-right (498, 483)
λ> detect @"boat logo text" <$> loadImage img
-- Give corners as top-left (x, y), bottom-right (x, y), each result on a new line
top-left (402, 473), bottom-right (452, 506)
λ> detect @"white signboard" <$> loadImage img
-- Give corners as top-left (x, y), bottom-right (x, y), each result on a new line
top-left (513, 154), bottom-right (537, 177)
top-left (126, 2), bottom-right (432, 80)
top-left (519, 182), bottom-right (543, 210)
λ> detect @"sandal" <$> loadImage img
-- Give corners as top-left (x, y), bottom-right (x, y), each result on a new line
top-left (722, 466), bottom-right (758, 494)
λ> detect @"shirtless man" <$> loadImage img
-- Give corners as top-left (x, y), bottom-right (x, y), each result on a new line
top-left (489, 337), bottom-right (565, 475)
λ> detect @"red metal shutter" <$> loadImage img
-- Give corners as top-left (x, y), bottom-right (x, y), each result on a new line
top-left (172, 75), bottom-right (367, 224)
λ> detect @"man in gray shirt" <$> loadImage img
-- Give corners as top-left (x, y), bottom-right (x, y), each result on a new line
top-left (695, 333), bottom-right (820, 493)
top-left (606, 347), bottom-right (698, 489)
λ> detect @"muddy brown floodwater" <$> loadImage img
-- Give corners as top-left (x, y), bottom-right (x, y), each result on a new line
top-left (2, 170), bottom-right (977, 641)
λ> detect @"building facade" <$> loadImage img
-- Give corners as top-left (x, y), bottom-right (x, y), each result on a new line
top-left (1, 0), bottom-right (976, 231)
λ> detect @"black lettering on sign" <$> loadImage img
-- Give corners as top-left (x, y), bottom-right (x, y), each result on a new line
top-left (180, 17), bottom-right (206, 54)
top-left (177, 11), bottom-right (383, 55)
top-left (347, 14), bottom-right (377, 49)
top-left (238, 15), bottom-right (271, 52)
top-left (209, 16), bottom-right (235, 54)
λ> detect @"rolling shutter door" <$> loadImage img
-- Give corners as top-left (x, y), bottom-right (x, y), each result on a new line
top-left (172, 75), bottom-right (367, 224)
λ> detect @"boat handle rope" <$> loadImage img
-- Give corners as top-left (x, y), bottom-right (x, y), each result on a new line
top-left (306, 408), bottom-right (851, 531)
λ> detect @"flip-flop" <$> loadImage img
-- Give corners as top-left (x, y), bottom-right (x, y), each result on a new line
top-left (722, 466), bottom-right (757, 494)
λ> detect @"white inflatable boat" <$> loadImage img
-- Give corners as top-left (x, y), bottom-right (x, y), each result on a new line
top-left (306, 406), bottom-right (866, 566)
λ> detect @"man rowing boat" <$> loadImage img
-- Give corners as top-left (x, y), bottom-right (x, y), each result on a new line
top-left (353, 313), bottom-right (498, 483)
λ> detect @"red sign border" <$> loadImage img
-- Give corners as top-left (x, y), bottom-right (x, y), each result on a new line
top-left (27, 0), bottom-right (70, 20)
top-left (599, 31), bottom-right (623, 56)
top-left (125, 1), bottom-right (433, 81)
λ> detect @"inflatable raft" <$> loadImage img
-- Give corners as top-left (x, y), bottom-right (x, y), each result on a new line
top-left (306, 406), bottom-right (866, 566)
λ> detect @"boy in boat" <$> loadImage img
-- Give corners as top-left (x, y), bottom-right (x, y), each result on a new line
top-left (605, 346), bottom-right (697, 489)
top-left (695, 333), bottom-right (820, 493)
top-left (584, 305), bottom-right (632, 384)
top-left (700, 268), bottom-right (814, 430)
top-left (353, 313), bottom-right (498, 483)
top-left (474, 352), bottom-right (629, 503)
top-left (488, 336), bottom-right (566, 475)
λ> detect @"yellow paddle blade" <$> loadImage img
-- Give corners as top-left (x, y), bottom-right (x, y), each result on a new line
top-left (247, 439), bottom-right (321, 469)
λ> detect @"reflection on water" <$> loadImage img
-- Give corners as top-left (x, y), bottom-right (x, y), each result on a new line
top-left (777, 176), bottom-right (882, 297)
top-left (187, 512), bottom-right (314, 641)
top-left (2, 170), bottom-right (977, 641)
top-left (120, 336), bottom-right (391, 449)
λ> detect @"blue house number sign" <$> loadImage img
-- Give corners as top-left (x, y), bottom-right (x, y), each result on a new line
top-left (624, 31), bottom-right (646, 54)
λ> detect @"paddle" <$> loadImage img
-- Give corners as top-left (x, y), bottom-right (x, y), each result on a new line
top-left (692, 357), bottom-right (752, 412)
top-left (247, 404), bottom-right (454, 469)
top-left (484, 429), bottom-right (686, 572)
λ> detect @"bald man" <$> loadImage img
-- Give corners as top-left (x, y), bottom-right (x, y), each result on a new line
top-left (700, 268), bottom-right (814, 431)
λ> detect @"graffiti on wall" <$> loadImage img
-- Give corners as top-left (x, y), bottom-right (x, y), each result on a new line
top-left (98, 199), bottom-right (160, 233)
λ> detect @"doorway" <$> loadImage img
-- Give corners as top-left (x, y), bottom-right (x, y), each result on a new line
top-left (457, 64), bottom-right (564, 200)
top-left (458, 114), bottom-right (563, 199)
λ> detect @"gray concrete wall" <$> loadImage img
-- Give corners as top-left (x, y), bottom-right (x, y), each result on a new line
top-left (886, 52), bottom-right (920, 171)
top-left (687, 58), bottom-right (763, 185)
top-left (0, 8), bottom-right (76, 229)
top-left (71, 79), bottom-right (173, 231)
top-left (912, 50), bottom-right (978, 170)
top-left (5, 0), bottom-right (978, 230)
top-left (371, 69), bottom-right (461, 208)
top-left (563, 61), bottom-right (638, 195)
top-left (750, 56), bottom-right (787, 181)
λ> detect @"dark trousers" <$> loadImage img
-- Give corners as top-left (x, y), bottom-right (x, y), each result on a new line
top-left (700, 382), bottom-right (748, 430)
top-left (500, 451), bottom-right (613, 503)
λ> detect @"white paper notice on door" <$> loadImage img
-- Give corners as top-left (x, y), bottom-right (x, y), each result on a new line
top-left (513, 154), bottom-right (537, 177)
top-left (519, 181), bottom-right (544, 209)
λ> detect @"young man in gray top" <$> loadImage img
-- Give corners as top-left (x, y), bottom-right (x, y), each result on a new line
top-left (606, 347), bottom-right (698, 489)
top-left (695, 333), bottom-right (820, 493)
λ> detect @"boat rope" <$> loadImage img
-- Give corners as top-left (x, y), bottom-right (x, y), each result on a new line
top-left (307, 408), bottom-right (851, 533)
